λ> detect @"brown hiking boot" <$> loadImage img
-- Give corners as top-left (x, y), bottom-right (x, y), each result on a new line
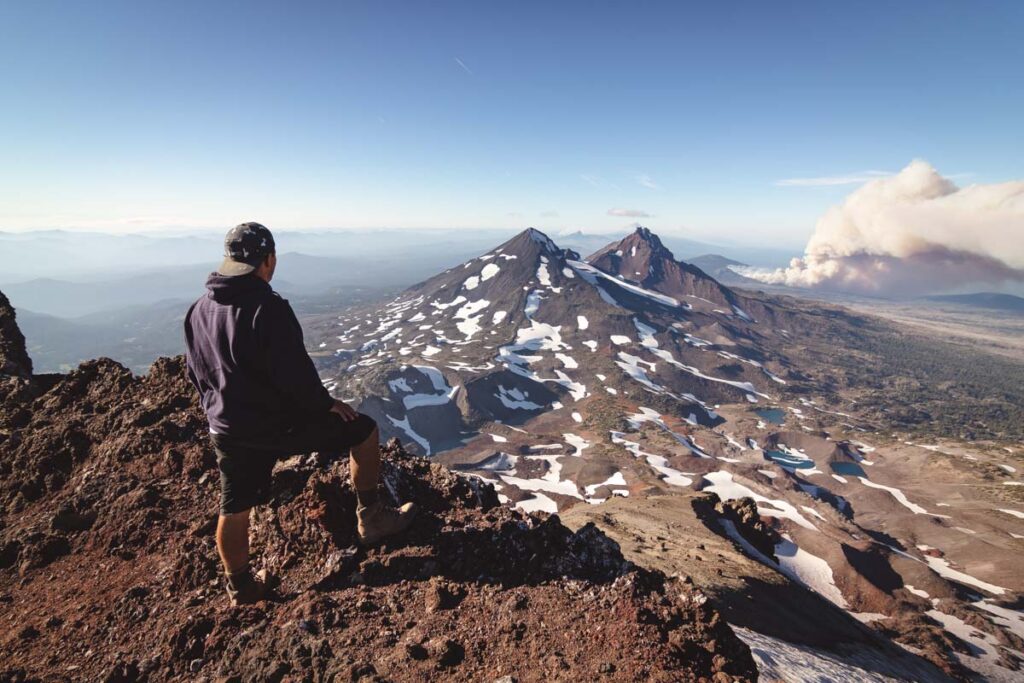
top-left (357, 500), bottom-right (418, 545)
top-left (225, 568), bottom-right (272, 606)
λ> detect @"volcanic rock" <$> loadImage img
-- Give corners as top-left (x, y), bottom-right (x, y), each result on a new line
top-left (0, 293), bottom-right (758, 681)
top-left (0, 290), bottom-right (32, 379)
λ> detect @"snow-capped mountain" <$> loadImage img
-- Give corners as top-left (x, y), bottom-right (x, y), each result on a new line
top-left (310, 226), bottom-right (1024, 681)
top-left (316, 227), bottom-right (788, 458)
top-left (587, 226), bottom-right (741, 312)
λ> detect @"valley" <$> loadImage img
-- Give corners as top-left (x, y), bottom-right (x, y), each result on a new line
top-left (304, 226), bottom-right (1024, 681)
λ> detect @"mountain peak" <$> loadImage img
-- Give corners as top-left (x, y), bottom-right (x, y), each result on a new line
top-left (632, 225), bottom-right (657, 242)
top-left (486, 227), bottom-right (579, 264)
top-left (628, 225), bottom-right (671, 254)
top-left (521, 226), bottom-right (562, 254)
top-left (587, 229), bottom-right (739, 310)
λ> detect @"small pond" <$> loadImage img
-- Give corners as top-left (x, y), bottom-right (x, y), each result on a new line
top-left (763, 450), bottom-right (816, 469)
top-left (830, 461), bottom-right (866, 477)
top-left (754, 408), bottom-right (786, 425)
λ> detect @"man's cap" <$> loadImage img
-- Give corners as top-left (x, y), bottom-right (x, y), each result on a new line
top-left (218, 222), bottom-right (276, 276)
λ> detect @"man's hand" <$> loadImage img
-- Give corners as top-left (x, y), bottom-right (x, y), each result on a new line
top-left (330, 399), bottom-right (359, 422)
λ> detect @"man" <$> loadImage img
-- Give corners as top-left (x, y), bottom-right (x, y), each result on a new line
top-left (184, 222), bottom-right (416, 605)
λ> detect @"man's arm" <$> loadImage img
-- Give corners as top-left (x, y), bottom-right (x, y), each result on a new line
top-left (183, 301), bottom-right (202, 394)
top-left (256, 296), bottom-right (335, 417)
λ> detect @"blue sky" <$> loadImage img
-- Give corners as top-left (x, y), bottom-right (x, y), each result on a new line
top-left (1, 1), bottom-right (1021, 248)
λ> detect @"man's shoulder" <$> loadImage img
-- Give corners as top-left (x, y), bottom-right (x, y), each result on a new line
top-left (254, 289), bottom-right (298, 324)
top-left (264, 290), bottom-right (291, 310)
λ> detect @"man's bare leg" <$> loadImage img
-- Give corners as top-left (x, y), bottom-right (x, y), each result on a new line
top-left (350, 425), bottom-right (417, 543)
top-left (216, 510), bottom-right (250, 574)
top-left (217, 509), bottom-right (271, 604)
top-left (350, 425), bottom-right (381, 495)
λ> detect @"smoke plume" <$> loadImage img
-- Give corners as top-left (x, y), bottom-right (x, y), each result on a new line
top-left (747, 161), bottom-right (1024, 297)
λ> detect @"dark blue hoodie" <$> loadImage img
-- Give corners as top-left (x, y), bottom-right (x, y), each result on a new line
top-left (184, 272), bottom-right (333, 438)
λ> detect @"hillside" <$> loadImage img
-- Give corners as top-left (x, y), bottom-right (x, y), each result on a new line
top-left (306, 227), bottom-right (1024, 681)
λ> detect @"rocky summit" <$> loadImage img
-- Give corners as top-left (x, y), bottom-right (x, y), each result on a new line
top-left (587, 227), bottom-right (740, 311)
top-left (0, 301), bottom-right (756, 682)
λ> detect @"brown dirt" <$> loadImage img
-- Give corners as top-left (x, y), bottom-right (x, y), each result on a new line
top-left (0, 352), bottom-right (758, 682)
top-left (561, 493), bottom-right (960, 682)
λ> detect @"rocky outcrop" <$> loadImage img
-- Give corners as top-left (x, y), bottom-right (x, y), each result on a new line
top-left (0, 303), bottom-right (759, 681)
top-left (0, 290), bottom-right (38, 443)
top-left (0, 290), bottom-right (32, 379)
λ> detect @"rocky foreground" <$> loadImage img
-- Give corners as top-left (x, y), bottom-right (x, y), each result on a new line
top-left (0, 288), bottom-right (758, 682)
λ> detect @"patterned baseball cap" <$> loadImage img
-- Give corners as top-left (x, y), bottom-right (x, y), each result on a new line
top-left (217, 222), bottom-right (276, 276)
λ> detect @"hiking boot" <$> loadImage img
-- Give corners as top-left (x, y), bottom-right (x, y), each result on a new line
top-left (357, 500), bottom-right (418, 545)
top-left (225, 568), bottom-right (272, 606)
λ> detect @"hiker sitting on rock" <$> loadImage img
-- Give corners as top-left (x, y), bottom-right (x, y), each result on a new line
top-left (183, 222), bottom-right (416, 605)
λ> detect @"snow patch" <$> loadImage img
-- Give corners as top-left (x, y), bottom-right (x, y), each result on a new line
top-left (704, 471), bottom-right (818, 531)
top-left (386, 414), bottom-right (431, 455)
top-left (496, 385), bottom-right (544, 410)
top-left (775, 536), bottom-right (848, 608)
top-left (481, 263), bottom-right (501, 281)
top-left (515, 492), bottom-right (558, 514)
top-left (611, 431), bottom-right (693, 487)
top-left (857, 477), bottom-right (950, 517)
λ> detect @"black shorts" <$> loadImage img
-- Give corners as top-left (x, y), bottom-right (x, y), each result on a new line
top-left (210, 411), bottom-right (377, 515)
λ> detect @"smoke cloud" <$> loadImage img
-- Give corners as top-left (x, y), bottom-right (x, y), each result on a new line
top-left (746, 160), bottom-right (1024, 297)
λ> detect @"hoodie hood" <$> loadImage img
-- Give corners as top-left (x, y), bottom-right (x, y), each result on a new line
top-left (204, 271), bottom-right (272, 305)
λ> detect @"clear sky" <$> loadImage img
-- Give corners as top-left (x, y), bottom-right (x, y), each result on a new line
top-left (1, 1), bottom-right (1021, 248)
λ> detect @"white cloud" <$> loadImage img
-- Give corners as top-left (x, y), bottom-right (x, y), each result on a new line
top-left (607, 208), bottom-right (652, 218)
top-left (454, 57), bottom-right (473, 76)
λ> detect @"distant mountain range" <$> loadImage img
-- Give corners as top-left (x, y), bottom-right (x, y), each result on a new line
top-left (1, 227), bottom-right (797, 305)
top-left (924, 291), bottom-right (1024, 314)
top-left (16, 300), bottom-right (191, 373)
top-left (0, 228), bottom-right (514, 284)
top-left (688, 254), bottom-right (765, 287)
top-left (2, 250), bottom-right (479, 318)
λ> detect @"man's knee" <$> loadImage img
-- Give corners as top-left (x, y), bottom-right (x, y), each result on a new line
top-left (219, 509), bottom-right (251, 523)
top-left (358, 415), bottom-right (379, 443)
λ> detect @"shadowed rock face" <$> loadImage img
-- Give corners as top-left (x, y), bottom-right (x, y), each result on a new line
top-left (0, 290), bottom-right (32, 378)
top-left (0, 295), bottom-right (758, 682)
top-left (0, 290), bottom-right (39, 438)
